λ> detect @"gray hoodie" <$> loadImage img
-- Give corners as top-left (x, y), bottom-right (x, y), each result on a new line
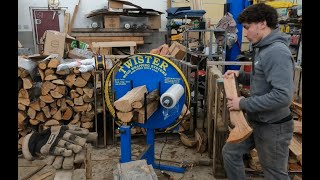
top-left (238, 28), bottom-right (295, 124)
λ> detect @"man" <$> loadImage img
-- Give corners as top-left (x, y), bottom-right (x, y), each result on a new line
top-left (222, 3), bottom-right (295, 180)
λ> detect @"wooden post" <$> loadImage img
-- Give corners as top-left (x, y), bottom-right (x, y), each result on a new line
top-left (85, 144), bottom-right (92, 180)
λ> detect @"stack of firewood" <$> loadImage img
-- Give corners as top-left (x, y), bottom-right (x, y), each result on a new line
top-left (114, 85), bottom-right (159, 124)
top-left (18, 58), bottom-right (95, 151)
top-left (37, 58), bottom-right (95, 130)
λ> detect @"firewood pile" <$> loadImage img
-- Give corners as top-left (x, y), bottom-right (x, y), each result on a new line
top-left (18, 57), bottom-right (95, 152)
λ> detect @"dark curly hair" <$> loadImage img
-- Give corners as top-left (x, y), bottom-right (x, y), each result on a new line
top-left (237, 3), bottom-right (278, 29)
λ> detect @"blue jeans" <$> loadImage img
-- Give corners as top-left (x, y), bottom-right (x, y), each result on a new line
top-left (222, 120), bottom-right (294, 180)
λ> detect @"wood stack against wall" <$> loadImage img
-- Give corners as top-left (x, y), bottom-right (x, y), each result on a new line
top-left (18, 58), bottom-right (95, 152)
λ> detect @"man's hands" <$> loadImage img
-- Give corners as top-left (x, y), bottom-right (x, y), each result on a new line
top-left (226, 96), bottom-right (244, 111)
top-left (223, 70), bottom-right (239, 78)
top-left (224, 70), bottom-right (243, 111)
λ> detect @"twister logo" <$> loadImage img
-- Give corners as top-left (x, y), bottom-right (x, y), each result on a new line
top-left (118, 55), bottom-right (168, 78)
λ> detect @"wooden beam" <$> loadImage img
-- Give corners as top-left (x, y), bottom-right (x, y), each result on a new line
top-left (76, 36), bottom-right (144, 45)
top-left (70, 32), bottom-right (151, 37)
top-left (64, 12), bottom-right (70, 34)
top-left (223, 74), bottom-right (253, 143)
top-left (71, 28), bottom-right (159, 33)
top-left (68, 0), bottom-right (80, 34)
top-left (207, 61), bottom-right (252, 66)
top-left (92, 41), bottom-right (137, 48)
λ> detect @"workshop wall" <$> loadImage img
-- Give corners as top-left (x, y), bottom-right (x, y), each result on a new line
top-left (18, 0), bottom-right (168, 53)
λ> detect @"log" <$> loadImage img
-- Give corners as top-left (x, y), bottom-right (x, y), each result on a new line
top-left (83, 88), bottom-right (93, 98)
top-left (44, 74), bottom-right (58, 81)
top-left (22, 77), bottom-right (33, 89)
top-left (18, 103), bottom-right (26, 111)
top-left (83, 94), bottom-right (94, 103)
top-left (76, 87), bottom-right (84, 95)
top-left (35, 112), bottom-right (45, 122)
top-left (73, 104), bottom-right (89, 112)
top-left (195, 129), bottom-right (207, 153)
top-left (87, 103), bottom-right (92, 112)
top-left (44, 119), bottom-right (60, 127)
top-left (81, 72), bottom-right (91, 81)
top-left (39, 100), bottom-right (46, 108)
top-left (20, 69), bottom-right (30, 78)
top-left (66, 99), bottom-right (74, 107)
top-left (18, 111), bottom-right (27, 124)
top-left (52, 109), bottom-right (62, 120)
top-left (223, 74), bottom-right (253, 143)
top-left (62, 107), bottom-right (73, 120)
top-left (81, 122), bottom-right (93, 129)
top-left (50, 107), bottom-right (58, 116)
top-left (117, 111), bottom-right (134, 123)
top-left (40, 95), bottom-right (54, 103)
top-left (47, 58), bottom-right (60, 68)
top-left (65, 74), bottom-right (76, 88)
top-left (38, 68), bottom-right (45, 81)
top-left (60, 98), bottom-right (67, 111)
top-left (42, 106), bottom-right (51, 118)
top-left (29, 100), bottom-right (40, 111)
top-left (29, 119), bottom-right (40, 126)
top-left (54, 86), bottom-right (66, 95)
top-left (135, 101), bottom-right (158, 124)
top-left (294, 120), bottom-right (302, 134)
top-left (50, 100), bottom-right (57, 109)
top-left (50, 90), bottom-right (63, 99)
top-left (27, 107), bottom-right (36, 119)
top-left (70, 90), bottom-right (80, 98)
top-left (74, 77), bottom-right (87, 87)
top-left (44, 69), bottom-right (55, 76)
top-left (114, 85), bottom-right (148, 112)
top-left (38, 61), bottom-right (47, 70)
top-left (132, 89), bottom-right (159, 109)
top-left (70, 113), bottom-right (81, 124)
top-left (73, 67), bottom-right (80, 74)
top-left (18, 89), bottom-right (30, 106)
top-left (74, 96), bottom-right (84, 106)
top-left (52, 79), bottom-right (65, 85)
top-left (289, 137), bottom-right (302, 165)
top-left (41, 81), bottom-right (56, 95)
top-left (18, 68), bottom-right (22, 77)
top-left (179, 133), bottom-right (197, 147)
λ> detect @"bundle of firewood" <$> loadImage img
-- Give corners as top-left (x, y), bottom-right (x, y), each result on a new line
top-left (18, 58), bottom-right (95, 151)
top-left (113, 85), bottom-right (159, 124)
top-left (37, 58), bottom-right (95, 130)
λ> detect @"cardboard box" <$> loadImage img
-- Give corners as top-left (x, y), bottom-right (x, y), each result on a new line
top-left (104, 15), bottom-right (120, 29)
top-left (169, 41), bottom-right (186, 60)
top-left (108, 1), bottom-right (123, 9)
top-left (43, 30), bottom-right (66, 57)
top-left (147, 15), bottom-right (161, 29)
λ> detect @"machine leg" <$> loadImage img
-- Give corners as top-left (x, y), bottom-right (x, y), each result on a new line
top-left (120, 125), bottom-right (131, 163)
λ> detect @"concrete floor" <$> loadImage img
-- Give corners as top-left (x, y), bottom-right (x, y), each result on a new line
top-left (18, 133), bottom-right (268, 180)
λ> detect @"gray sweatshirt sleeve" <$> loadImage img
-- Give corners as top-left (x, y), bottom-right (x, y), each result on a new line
top-left (239, 49), bottom-right (294, 112)
top-left (237, 70), bottom-right (251, 86)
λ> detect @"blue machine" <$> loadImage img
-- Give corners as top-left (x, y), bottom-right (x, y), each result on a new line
top-left (105, 53), bottom-right (191, 173)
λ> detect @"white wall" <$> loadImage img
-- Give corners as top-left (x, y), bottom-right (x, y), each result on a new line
top-left (18, 0), bottom-right (168, 32)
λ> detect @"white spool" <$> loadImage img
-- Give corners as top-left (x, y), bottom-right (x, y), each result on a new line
top-left (160, 84), bottom-right (184, 109)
